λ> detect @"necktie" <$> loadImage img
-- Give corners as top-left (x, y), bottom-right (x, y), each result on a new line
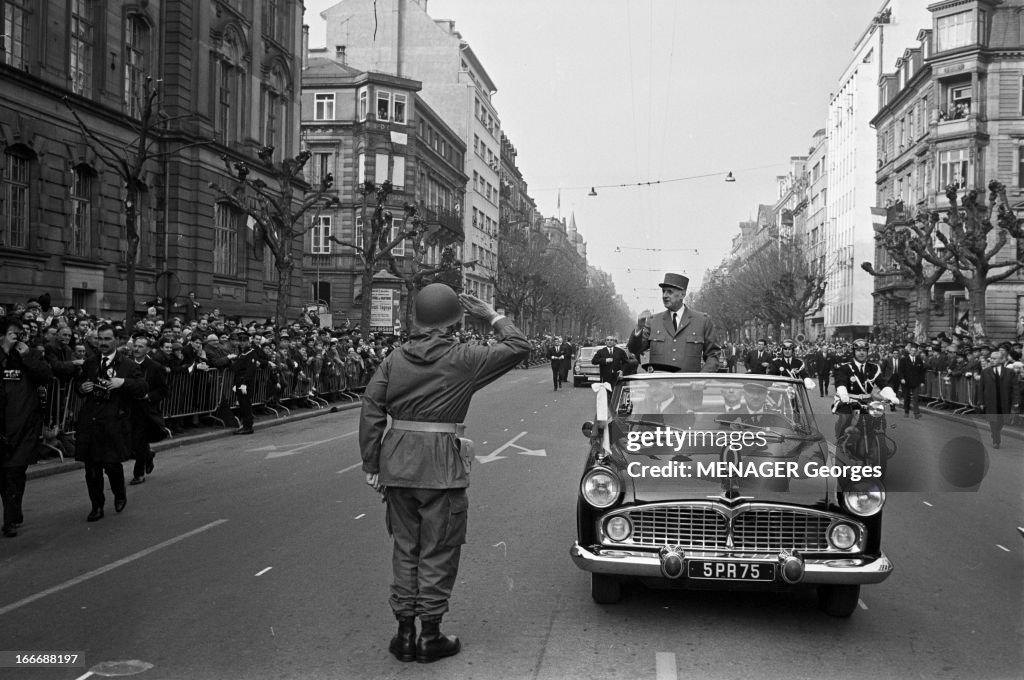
top-left (672, 312), bottom-right (678, 331)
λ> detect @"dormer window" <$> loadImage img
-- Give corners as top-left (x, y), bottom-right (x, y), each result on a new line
top-left (935, 9), bottom-right (983, 52)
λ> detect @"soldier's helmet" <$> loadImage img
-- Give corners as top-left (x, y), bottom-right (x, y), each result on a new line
top-left (413, 283), bottom-right (463, 329)
top-left (781, 339), bottom-right (796, 350)
top-left (852, 338), bottom-right (870, 350)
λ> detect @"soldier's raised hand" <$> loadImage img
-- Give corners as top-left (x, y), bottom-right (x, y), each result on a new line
top-left (459, 293), bottom-right (496, 321)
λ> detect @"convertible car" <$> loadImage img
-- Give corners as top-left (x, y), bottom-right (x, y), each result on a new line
top-left (571, 373), bottom-right (892, 617)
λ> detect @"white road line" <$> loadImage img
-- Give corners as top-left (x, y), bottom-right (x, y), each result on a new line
top-left (73, 673), bottom-right (93, 680)
top-left (858, 599), bottom-right (868, 610)
top-left (255, 567), bottom-right (273, 577)
top-left (996, 545), bottom-right (1010, 552)
top-left (0, 519), bottom-right (228, 617)
top-left (354, 514), bottom-right (366, 520)
top-left (923, 501), bottom-right (934, 507)
top-left (655, 652), bottom-right (677, 680)
top-left (336, 462), bottom-right (362, 474)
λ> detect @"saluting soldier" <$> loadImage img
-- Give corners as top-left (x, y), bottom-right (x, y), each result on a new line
top-left (627, 273), bottom-right (720, 373)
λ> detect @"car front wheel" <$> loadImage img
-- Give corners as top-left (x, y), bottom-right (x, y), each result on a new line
top-left (817, 584), bottom-right (860, 617)
top-left (591, 573), bottom-right (622, 604)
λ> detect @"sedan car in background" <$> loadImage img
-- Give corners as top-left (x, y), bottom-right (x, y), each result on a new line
top-left (571, 373), bottom-right (892, 617)
top-left (572, 346), bottom-right (601, 386)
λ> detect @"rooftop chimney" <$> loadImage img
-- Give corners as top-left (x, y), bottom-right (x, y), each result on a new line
top-left (335, 45), bottom-right (346, 64)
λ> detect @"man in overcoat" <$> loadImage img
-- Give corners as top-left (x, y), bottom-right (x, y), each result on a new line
top-left (75, 324), bottom-right (147, 521)
top-left (360, 284), bottom-right (530, 663)
top-left (980, 344), bottom-right (1019, 449)
top-left (128, 335), bottom-right (167, 484)
top-left (896, 341), bottom-right (927, 418)
top-left (627, 273), bottom-right (720, 373)
top-left (0, 318), bottom-right (53, 537)
top-left (591, 335), bottom-right (628, 386)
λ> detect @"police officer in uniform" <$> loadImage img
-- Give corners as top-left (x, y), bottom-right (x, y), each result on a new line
top-left (627, 273), bottom-right (720, 372)
top-left (832, 338), bottom-right (899, 442)
top-left (231, 331), bottom-right (260, 435)
top-left (360, 284), bottom-right (530, 663)
top-left (768, 339), bottom-right (816, 391)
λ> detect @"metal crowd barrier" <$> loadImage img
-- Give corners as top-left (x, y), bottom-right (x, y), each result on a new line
top-left (918, 369), bottom-right (981, 414)
top-left (42, 364), bottom-right (371, 440)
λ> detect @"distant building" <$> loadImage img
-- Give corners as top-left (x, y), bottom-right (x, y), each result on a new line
top-left (0, 0), bottom-right (304, 321)
top-left (299, 52), bottom-right (467, 331)
top-left (824, 0), bottom-right (933, 339)
top-left (870, 0), bottom-right (1024, 343)
top-left (320, 0), bottom-right (501, 306)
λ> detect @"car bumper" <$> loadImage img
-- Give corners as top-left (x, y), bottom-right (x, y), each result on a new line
top-left (569, 543), bottom-right (893, 585)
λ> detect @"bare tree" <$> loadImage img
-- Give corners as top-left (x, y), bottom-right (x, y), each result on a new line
top-left (63, 78), bottom-right (204, 326)
top-left (209, 148), bottom-right (339, 328)
top-left (494, 221), bottom-right (548, 332)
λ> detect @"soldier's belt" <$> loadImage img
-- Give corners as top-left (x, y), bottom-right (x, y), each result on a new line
top-left (391, 419), bottom-right (465, 435)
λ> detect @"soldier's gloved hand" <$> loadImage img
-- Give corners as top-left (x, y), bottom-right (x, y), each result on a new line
top-left (836, 386), bottom-right (851, 404)
top-left (239, 384), bottom-right (248, 395)
top-left (107, 377), bottom-right (125, 389)
top-left (365, 472), bottom-right (382, 492)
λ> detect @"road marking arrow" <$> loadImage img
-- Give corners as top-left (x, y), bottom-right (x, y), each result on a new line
top-left (475, 432), bottom-right (546, 463)
top-left (255, 431), bottom-right (357, 459)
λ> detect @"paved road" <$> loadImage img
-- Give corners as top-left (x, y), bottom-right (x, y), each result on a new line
top-left (0, 368), bottom-right (1020, 679)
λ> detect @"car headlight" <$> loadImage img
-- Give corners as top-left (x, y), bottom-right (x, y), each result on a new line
top-left (581, 467), bottom-right (622, 508)
top-left (829, 522), bottom-right (859, 550)
top-left (842, 482), bottom-right (886, 517)
top-left (604, 515), bottom-right (632, 541)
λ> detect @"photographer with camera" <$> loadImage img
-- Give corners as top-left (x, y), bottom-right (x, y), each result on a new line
top-left (75, 324), bottom-right (147, 522)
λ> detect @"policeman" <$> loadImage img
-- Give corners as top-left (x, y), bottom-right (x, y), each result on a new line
top-left (832, 338), bottom-right (899, 441)
top-left (768, 339), bottom-right (816, 390)
top-left (360, 284), bottom-right (531, 663)
top-left (627, 273), bottom-right (720, 372)
top-left (231, 331), bottom-right (260, 435)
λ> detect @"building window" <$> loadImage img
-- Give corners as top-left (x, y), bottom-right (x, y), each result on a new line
top-left (262, 0), bottom-right (282, 43)
top-left (214, 29), bottom-right (245, 145)
top-left (214, 203), bottom-right (240, 276)
top-left (314, 93), bottom-right (335, 120)
top-left (1, 0), bottom-right (29, 70)
top-left (1018, 146), bottom-right (1024, 188)
top-left (357, 152), bottom-right (365, 185)
top-left (393, 93), bottom-right (407, 124)
top-left (936, 11), bottom-right (978, 52)
top-left (355, 215), bottom-right (405, 256)
top-left (374, 153), bottom-right (388, 185)
top-left (943, 84), bottom-right (971, 120)
top-left (124, 15), bottom-right (149, 117)
top-left (70, 165), bottom-right (94, 257)
top-left (310, 152), bottom-right (333, 188)
top-left (1, 151), bottom-right (30, 248)
top-left (69, 0), bottom-right (95, 96)
top-left (376, 90), bottom-right (391, 121)
top-left (311, 214), bottom-right (332, 254)
top-left (938, 148), bottom-right (970, 190)
top-left (357, 87), bottom-right (368, 121)
top-left (392, 156), bottom-right (405, 189)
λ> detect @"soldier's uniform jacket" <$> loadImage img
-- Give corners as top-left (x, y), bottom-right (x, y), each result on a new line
top-left (627, 307), bottom-right (720, 372)
top-left (231, 348), bottom-right (263, 387)
top-left (768, 356), bottom-right (806, 379)
top-left (831, 360), bottom-right (883, 414)
top-left (360, 318), bottom-right (531, 489)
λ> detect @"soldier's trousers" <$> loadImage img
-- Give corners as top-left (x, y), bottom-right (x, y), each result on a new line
top-left (235, 388), bottom-right (253, 428)
top-left (85, 462), bottom-right (126, 509)
top-left (386, 487), bottom-right (468, 618)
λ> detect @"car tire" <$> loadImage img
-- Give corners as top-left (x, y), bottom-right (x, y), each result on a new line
top-left (573, 378), bottom-right (584, 387)
top-left (817, 584), bottom-right (860, 617)
top-left (591, 573), bottom-right (622, 604)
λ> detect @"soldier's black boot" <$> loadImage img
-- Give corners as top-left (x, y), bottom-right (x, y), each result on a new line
top-left (416, 615), bottom-right (460, 663)
top-left (388, 615), bottom-right (416, 662)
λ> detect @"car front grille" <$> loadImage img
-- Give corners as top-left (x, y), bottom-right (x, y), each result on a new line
top-left (620, 504), bottom-right (841, 553)
top-left (629, 505), bottom-right (728, 550)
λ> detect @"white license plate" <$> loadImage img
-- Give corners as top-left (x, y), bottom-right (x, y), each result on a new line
top-left (687, 560), bottom-right (775, 581)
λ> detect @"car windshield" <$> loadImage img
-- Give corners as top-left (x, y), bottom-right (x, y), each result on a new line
top-left (610, 376), bottom-right (819, 447)
top-left (579, 347), bottom-right (598, 361)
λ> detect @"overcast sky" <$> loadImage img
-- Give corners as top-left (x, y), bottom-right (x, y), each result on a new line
top-left (303, 0), bottom-right (887, 316)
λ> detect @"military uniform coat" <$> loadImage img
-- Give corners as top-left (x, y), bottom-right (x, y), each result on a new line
top-left (75, 354), bottom-right (148, 464)
top-left (627, 306), bottom-right (720, 373)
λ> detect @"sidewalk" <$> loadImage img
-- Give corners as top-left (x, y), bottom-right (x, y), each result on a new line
top-left (27, 399), bottom-right (364, 481)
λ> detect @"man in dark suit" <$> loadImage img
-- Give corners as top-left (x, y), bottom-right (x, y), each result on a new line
top-left (817, 349), bottom-right (835, 397)
top-left (75, 324), bottom-right (148, 521)
top-left (980, 344), bottom-right (1018, 449)
top-left (896, 342), bottom-right (927, 419)
top-left (545, 336), bottom-right (567, 390)
top-left (627, 273), bottom-right (720, 373)
top-left (591, 335), bottom-right (628, 386)
top-left (744, 339), bottom-right (771, 374)
top-left (128, 335), bottom-right (167, 484)
top-left (558, 337), bottom-right (575, 386)
top-left (879, 346), bottom-right (902, 412)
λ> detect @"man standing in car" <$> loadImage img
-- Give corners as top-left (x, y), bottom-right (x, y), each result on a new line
top-left (360, 285), bottom-right (530, 663)
top-left (627, 273), bottom-right (720, 372)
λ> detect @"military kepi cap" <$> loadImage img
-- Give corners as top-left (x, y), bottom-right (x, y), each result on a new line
top-left (658, 273), bottom-right (689, 291)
